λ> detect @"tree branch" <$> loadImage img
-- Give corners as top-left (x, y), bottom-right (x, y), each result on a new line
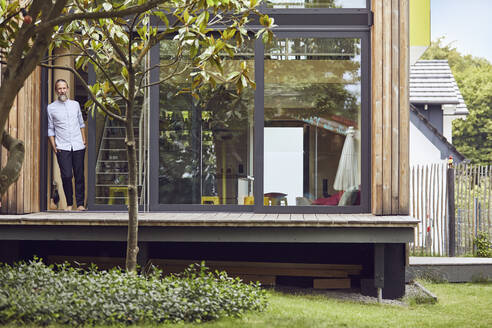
top-left (140, 63), bottom-right (189, 89)
top-left (65, 40), bottom-right (127, 101)
top-left (0, 9), bottom-right (22, 30)
top-left (134, 28), bottom-right (176, 68)
top-left (100, 27), bottom-right (130, 67)
top-left (136, 52), bottom-right (184, 87)
top-left (134, 9), bottom-right (189, 69)
top-left (7, 0), bottom-right (49, 72)
top-left (34, 0), bottom-right (169, 34)
top-left (140, 57), bottom-right (191, 88)
top-left (40, 63), bottom-right (126, 123)
top-left (42, 52), bottom-right (87, 62)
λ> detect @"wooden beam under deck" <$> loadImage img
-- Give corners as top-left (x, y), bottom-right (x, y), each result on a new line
top-left (0, 212), bottom-right (418, 244)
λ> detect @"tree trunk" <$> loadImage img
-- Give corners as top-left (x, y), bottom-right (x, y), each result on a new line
top-left (125, 66), bottom-right (139, 272)
top-left (0, 0), bottom-right (67, 193)
top-left (0, 131), bottom-right (25, 195)
top-left (125, 118), bottom-right (139, 272)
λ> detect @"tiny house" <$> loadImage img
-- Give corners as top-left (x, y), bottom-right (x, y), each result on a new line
top-left (0, 1), bottom-right (417, 299)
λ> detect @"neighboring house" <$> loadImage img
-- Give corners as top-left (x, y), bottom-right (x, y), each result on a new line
top-left (409, 60), bottom-right (468, 166)
top-left (0, 2), bottom-right (418, 300)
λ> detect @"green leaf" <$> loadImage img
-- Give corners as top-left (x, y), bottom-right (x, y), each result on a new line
top-left (226, 71), bottom-right (240, 81)
top-left (240, 74), bottom-right (248, 88)
top-left (259, 15), bottom-right (267, 26)
top-left (154, 11), bottom-right (169, 28)
top-left (121, 67), bottom-right (128, 79)
top-left (198, 46), bottom-right (215, 61)
top-left (190, 44), bottom-right (198, 58)
top-left (262, 31), bottom-right (273, 44)
top-left (75, 57), bottom-right (83, 70)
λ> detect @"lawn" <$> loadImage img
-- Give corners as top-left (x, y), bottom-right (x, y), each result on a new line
top-left (6, 281), bottom-right (492, 328)
top-left (180, 282), bottom-right (492, 328)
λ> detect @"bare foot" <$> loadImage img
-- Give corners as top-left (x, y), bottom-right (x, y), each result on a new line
top-left (77, 206), bottom-right (86, 211)
top-left (65, 206), bottom-right (72, 211)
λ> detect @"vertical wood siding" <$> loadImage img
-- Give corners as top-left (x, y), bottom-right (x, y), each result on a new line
top-left (372, 0), bottom-right (410, 215)
top-left (0, 67), bottom-right (41, 214)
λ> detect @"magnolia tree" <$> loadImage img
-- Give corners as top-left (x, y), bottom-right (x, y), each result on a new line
top-left (44, 0), bottom-right (273, 271)
top-left (0, 0), bottom-right (172, 194)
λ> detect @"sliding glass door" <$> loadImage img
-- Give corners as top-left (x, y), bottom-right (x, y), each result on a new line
top-left (256, 32), bottom-right (369, 213)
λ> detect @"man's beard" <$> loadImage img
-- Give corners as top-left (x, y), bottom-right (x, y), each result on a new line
top-left (58, 94), bottom-right (68, 102)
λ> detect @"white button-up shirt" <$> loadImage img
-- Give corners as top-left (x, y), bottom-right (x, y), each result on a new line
top-left (47, 99), bottom-right (86, 151)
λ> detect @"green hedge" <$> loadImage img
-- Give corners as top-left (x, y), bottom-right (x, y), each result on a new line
top-left (0, 258), bottom-right (267, 326)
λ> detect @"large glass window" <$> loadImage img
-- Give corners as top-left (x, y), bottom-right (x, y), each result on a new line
top-left (158, 41), bottom-right (255, 205)
top-left (264, 37), bottom-right (362, 207)
top-left (86, 13), bottom-right (370, 212)
top-left (266, 0), bottom-right (367, 9)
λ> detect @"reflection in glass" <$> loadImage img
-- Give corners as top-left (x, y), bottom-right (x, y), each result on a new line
top-left (264, 38), bottom-right (362, 206)
top-left (266, 0), bottom-right (366, 9)
top-left (158, 41), bottom-right (254, 205)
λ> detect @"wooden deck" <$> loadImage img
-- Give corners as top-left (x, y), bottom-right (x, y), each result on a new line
top-left (0, 211), bottom-right (418, 228)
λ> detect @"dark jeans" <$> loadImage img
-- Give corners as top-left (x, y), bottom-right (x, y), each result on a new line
top-left (56, 149), bottom-right (85, 207)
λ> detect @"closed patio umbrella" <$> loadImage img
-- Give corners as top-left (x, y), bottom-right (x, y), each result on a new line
top-left (333, 126), bottom-right (360, 191)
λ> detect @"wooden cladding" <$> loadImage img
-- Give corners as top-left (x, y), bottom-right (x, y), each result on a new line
top-left (371, 0), bottom-right (410, 215)
top-left (0, 67), bottom-right (42, 214)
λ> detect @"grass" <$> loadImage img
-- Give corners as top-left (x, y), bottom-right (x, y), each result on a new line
top-left (4, 281), bottom-right (492, 328)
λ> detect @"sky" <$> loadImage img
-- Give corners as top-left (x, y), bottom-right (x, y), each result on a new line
top-left (431, 0), bottom-right (492, 62)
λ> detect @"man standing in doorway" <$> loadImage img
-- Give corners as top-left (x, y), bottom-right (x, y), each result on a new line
top-left (47, 79), bottom-right (86, 211)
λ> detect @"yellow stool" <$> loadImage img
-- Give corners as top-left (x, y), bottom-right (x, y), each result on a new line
top-left (201, 196), bottom-right (220, 205)
top-left (108, 186), bottom-right (128, 205)
top-left (243, 196), bottom-right (271, 205)
top-left (244, 196), bottom-right (256, 205)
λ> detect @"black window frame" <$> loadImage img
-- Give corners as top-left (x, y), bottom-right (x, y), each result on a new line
top-left (84, 6), bottom-right (372, 213)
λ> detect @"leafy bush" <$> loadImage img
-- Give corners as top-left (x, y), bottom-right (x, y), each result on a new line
top-left (0, 258), bottom-right (267, 326)
top-left (474, 231), bottom-right (492, 257)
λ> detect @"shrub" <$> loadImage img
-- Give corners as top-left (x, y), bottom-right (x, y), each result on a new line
top-left (0, 258), bottom-right (268, 326)
top-left (474, 231), bottom-right (492, 257)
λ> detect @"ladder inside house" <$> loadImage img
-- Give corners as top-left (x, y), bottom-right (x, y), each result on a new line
top-left (95, 113), bottom-right (147, 206)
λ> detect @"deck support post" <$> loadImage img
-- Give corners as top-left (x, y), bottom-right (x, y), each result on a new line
top-left (374, 243), bottom-right (385, 302)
